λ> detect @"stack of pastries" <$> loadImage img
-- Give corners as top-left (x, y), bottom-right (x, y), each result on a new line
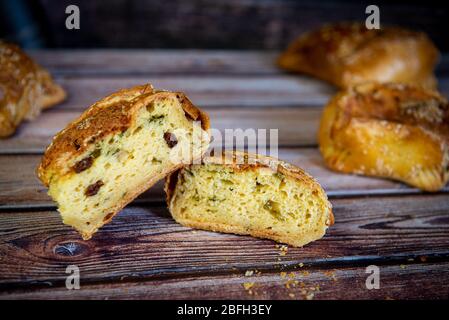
top-left (279, 22), bottom-right (448, 191)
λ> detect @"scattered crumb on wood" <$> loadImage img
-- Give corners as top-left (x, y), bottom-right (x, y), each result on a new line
top-left (305, 292), bottom-right (315, 300)
top-left (243, 282), bottom-right (255, 290)
top-left (323, 270), bottom-right (338, 281)
top-left (279, 245), bottom-right (288, 256)
top-left (285, 279), bottom-right (299, 289)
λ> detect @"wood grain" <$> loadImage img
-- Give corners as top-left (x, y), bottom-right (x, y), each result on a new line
top-left (30, 50), bottom-right (282, 76)
top-left (0, 150), bottom-right (446, 208)
top-left (1, 194), bottom-right (448, 288)
top-left (19, 75), bottom-right (449, 111)
top-left (2, 262), bottom-right (448, 299)
top-left (2, 73), bottom-right (448, 152)
top-left (48, 76), bottom-right (337, 110)
top-left (30, 50), bottom-right (449, 77)
top-left (0, 107), bottom-right (322, 153)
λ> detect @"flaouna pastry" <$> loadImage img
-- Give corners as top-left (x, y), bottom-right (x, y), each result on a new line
top-left (319, 82), bottom-right (449, 191)
top-left (278, 23), bottom-right (439, 89)
top-left (0, 41), bottom-right (66, 137)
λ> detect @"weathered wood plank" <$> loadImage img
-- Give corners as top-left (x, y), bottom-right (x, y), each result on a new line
top-left (1, 194), bottom-right (448, 288)
top-left (30, 50), bottom-right (449, 78)
top-left (49, 76), bottom-right (337, 110)
top-left (2, 74), bottom-right (449, 153)
top-left (2, 262), bottom-right (448, 300)
top-left (0, 107), bottom-right (322, 153)
top-left (24, 76), bottom-right (449, 111)
top-left (30, 50), bottom-right (281, 76)
top-left (0, 150), bottom-right (446, 208)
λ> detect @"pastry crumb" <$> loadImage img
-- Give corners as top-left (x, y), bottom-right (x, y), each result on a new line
top-left (245, 270), bottom-right (254, 277)
top-left (243, 282), bottom-right (255, 290)
top-left (279, 245), bottom-right (289, 256)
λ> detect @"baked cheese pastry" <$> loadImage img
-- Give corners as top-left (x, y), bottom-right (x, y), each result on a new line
top-left (165, 151), bottom-right (333, 247)
top-left (319, 82), bottom-right (449, 191)
top-left (278, 23), bottom-right (439, 89)
top-left (0, 41), bottom-right (66, 137)
top-left (38, 84), bottom-right (210, 239)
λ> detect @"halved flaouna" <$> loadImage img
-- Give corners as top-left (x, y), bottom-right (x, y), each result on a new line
top-left (165, 151), bottom-right (333, 247)
top-left (38, 84), bottom-right (210, 239)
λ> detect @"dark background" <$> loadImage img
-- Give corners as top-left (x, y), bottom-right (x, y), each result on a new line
top-left (0, 0), bottom-right (448, 51)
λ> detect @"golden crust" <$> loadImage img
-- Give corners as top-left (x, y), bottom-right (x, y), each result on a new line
top-left (165, 151), bottom-right (334, 247)
top-left (278, 22), bottom-right (439, 89)
top-left (37, 84), bottom-right (210, 187)
top-left (318, 82), bottom-right (449, 191)
top-left (0, 41), bottom-right (66, 137)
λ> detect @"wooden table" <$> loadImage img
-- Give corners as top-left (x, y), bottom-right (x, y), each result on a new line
top-left (0, 50), bottom-right (448, 299)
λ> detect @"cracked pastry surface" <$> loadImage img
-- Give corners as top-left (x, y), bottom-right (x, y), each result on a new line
top-left (165, 151), bottom-right (333, 247)
top-left (318, 82), bottom-right (449, 191)
top-left (278, 23), bottom-right (439, 89)
top-left (38, 84), bottom-right (210, 239)
top-left (0, 41), bottom-right (66, 137)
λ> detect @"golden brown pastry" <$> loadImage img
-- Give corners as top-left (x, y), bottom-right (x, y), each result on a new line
top-left (319, 82), bottom-right (449, 191)
top-left (278, 23), bottom-right (439, 89)
top-left (165, 151), bottom-right (333, 247)
top-left (38, 84), bottom-right (210, 239)
top-left (0, 41), bottom-right (66, 137)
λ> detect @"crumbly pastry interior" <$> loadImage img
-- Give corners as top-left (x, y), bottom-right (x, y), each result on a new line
top-left (46, 94), bottom-right (209, 239)
top-left (168, 157), bottom-right (333, 247)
